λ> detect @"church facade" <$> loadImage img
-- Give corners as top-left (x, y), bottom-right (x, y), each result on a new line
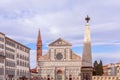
top-left (38, 38), bottom-right (81, 80)
top-left (36, 16), bottom-right (93, 80)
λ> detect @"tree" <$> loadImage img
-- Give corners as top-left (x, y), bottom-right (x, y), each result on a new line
top-left (93, 60), bottom-right (104, 76)
top-left (93, 60), bottom-right (98, 75)
top-left (99, 60), bottom-right (103, 75)
top-left (94, 60), bottom-right (98, 68)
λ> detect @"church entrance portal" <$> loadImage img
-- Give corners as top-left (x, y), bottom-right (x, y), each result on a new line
top-left (57, 70), bottom-right (62, 80)
top-left (69, 75), bottom-right (72, 80)
top-left (47, 75), bottom-right (50, 80)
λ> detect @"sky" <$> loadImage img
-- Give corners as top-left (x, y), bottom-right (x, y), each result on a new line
top-left (0, 0), bottom-right (120, 68)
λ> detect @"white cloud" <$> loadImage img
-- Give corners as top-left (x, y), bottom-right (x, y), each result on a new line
top-left (30, 50), bottom-right (36, 68)
top-left (30, 49), bottom-right (48, 68)
top-left (93, 52), bottom-right (120, 65)
top-left (0, 0), bottom-right (120, 68)
top-left (1, 7), bottom-right (120, 47)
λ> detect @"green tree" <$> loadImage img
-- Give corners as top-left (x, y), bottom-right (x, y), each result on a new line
top-left (93, 60), bottom-right (98, 75)
top-left (93, 60), bottom-right (104, 76)
top-left (99, 60), bottom-right (103, 75)
top-left (94, 60), bottom-right (98, 68)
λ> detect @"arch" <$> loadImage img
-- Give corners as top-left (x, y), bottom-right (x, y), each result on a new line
top-left (57, 70), bottom-right (62, 74)
top-left (47, 75), bottom-right (50, 80)
top-left (69, 75), bottom-right (72, 80)
top-left (57, 70), bottom-right (62, 80)
top-left (44, 77), bottom-right (46, 80)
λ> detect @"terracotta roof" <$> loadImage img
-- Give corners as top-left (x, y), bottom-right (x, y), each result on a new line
top-left (30, 67), bottom-right (38, 73)
top-left (103, 65), bottom-right (108, 68)
top-left (116, 62), bottom-right (120, 65)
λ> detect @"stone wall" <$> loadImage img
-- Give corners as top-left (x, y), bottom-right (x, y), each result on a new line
top-left (92, 76), bottom-right (120, 80)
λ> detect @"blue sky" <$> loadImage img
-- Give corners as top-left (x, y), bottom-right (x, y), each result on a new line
top-left (0, 0), bottom-right (120, 68)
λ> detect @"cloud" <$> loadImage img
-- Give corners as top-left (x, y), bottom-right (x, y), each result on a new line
top-left (30, 50), bottom-right (36, 68)
top-left (0, 0), bottom-right (120, 68)
top-left (93, 51), bottom-right (120, 65)
top-left (30, 49), bottom-right (48, 68)
top-left (1, 4), bottom-right (120, 47)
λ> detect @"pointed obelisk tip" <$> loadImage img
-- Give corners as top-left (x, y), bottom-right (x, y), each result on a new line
top-left (85, 15), bottom-right (90, 23)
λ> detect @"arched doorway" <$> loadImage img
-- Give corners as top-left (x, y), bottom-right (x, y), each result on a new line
top-left (8, 75), bottom-right (14, 80)
top-left (69, 75), bottom-right (72, 80)
top-left (47, 75), bottom-right (50, 80)
top-left (57, 70), bottom-right (62, 80)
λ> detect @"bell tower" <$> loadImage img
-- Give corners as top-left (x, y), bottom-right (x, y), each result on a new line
top-left (81, 15), bottom-right (93, 80)
top-left (36, 30), bottom-right (42, 62)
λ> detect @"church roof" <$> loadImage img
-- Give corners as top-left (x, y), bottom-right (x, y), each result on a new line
top-left (48, 38), bottom-right (72, 46)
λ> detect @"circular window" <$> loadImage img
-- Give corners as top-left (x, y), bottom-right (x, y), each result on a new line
top-left (56, 53), bottom-right (63, 60)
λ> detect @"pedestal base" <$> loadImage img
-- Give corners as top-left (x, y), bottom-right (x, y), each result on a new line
top-left (81, 67), bottom-right (93, 80)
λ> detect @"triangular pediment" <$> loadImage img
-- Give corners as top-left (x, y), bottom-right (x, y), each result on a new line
top-left (48, 38), bottom-right (72, 46)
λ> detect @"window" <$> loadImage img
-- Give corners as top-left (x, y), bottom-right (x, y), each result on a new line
top-left (64, 50), bottom-right (66, 59)
top-left (6, 47), bottom-right (15, 52)
top-left (25, 49), bottom-right (29, 53)
top-left (0, 68), bottom-right (4, 75)
top-left (0, 43), bottom-right (4, 49)
top-left (17, 60), bottom-right (19, 65)
top-left (6, 52), bottom-right (14, 59)
top-left (6, 60), bottom-right (15, 67)
top-left (17, 70), bottom-right (19, 75)
top-left (6, 69), bottom-right (15, 75)
top-left (0, 37), bottom-right (4, 42)
top-left (17, 54), bottom-right (19, 58)
top-left (37, 47), bottom-right (40, 50)
top-left (17, 45), bottom-right (19, 49)
top-left (56, 53), bottom-right (63, 60)
top-left (6, 40), bottom-right (15, 48)
top-left (0, 51), bottom-right (4, 56)
top-left (0, 59), bottom-right (4, 63)
top-left (27, 63), bottom-right (29, 67)
top-left (20, 54), bottom-right (22, 59)
top-left (27, 57), bottom-right (29, 61)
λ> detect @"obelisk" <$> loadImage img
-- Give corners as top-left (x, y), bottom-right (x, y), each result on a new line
top-left (81, 16), bottom-right (93, 80)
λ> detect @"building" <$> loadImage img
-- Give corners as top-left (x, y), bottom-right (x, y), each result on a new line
top-left (30, 68), bottom-right (39, 80)
top-left (103, 64), bottom-right (109, 76)
top-left (103, 62), bottom-right (120, 76)
top-left (36, 16), bottom-right (93, 80)
top-left (107, 63), bottom-right (116, 76)
top-left (37, 36), bottom-right (81, 80)
top-left (0, 32), bottom-right (6, 80)
top-left (0, 32), bottom-right (30, 80)
top-left (93, 62), bottom-right (120, 80)
top-left (115, 62), bottom-right (120, 76)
